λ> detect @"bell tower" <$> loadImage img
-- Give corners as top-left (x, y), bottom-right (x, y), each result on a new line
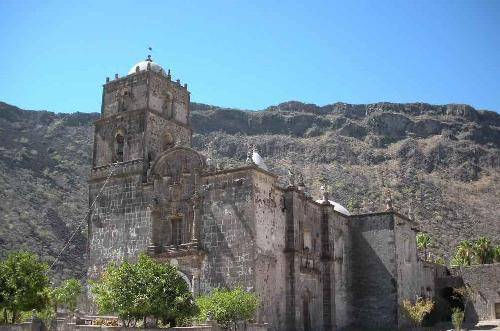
top-left (87, 56), bottom-right (194, 280)
top-left (92, 55), bottom-right (192, 170)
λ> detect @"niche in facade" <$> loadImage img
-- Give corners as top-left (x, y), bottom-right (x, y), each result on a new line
top-left (114, 130), bottom-right (125, 162)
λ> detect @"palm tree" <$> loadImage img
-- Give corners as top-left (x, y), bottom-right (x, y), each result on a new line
top-left (452, 240), bottom-right (474, 266)
top-left (472, 237), bottom-right (493, 264)
top-left (416, 233), bottom-right (432, 261)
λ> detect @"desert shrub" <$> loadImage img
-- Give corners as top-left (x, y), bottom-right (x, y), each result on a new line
top-left (401, 297), bottom-right (434, 327)
top-left (196, 287), bottom-right (259, 330)
top-left (451, 308), bottom-right (464, 331)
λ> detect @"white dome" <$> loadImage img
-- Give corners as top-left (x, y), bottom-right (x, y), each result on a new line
top-left (252, 151), bottom-right (268, 171)
top-left (315, 199), bottom-right (351, 215)
top-left (128, 58), bottom-right (165, 75)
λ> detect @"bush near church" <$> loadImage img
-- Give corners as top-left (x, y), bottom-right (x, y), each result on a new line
top-left (90, 253), bottom-right (197, 327)
top-left (196, 287), bottom-right (259, 330)
top-left (50, 278), bottom-right (83, 313)
top-left (401, 297), bottom-right (434, 328)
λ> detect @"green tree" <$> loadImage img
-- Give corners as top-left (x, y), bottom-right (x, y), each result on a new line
top-left (0, 268), bottom-right (7, 323)
top-left (451, 240), bottom-right (474, 266)
top-left (416, 233), bottom-right (432, 261)
top-left (401, 297), bottom-right (434, 327)
top-left (90, 254), bottom-right (196, 327)
top-left (196, 287), bottom-right (259, 330)
top-left (50, 279), bottom-right (82, 313)
top-left (0, 251), bottom-right (50, 323)
top-left (472, 237), bottom-right (493, 264)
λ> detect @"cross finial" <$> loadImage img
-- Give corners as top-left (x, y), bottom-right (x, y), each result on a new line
top-left (146, 46), bottom-right (153, 61)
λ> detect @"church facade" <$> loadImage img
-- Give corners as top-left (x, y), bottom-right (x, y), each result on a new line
top-left (87, 57), bottom-right (436, 331)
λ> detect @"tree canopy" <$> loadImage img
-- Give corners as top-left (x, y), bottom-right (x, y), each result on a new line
top-left (90, 253), bottom-right (197, 327)
top-left (416, 233), bottom-right (432, 261)
top-left (50, 278), bottom-right (82, 313)
top-left (196, 287), bottom-right (259, 330)
top-left (451, 237), bottom-right (499, 266)
top-left (0, 251), bottom-right (50, 323)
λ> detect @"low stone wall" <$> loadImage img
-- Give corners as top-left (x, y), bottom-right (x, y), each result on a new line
top-left (69, 326), bottom-right (212, 331)
top-left (0, 322), bottom-right (41, 331)
top-left (451, 263), bottom-right (500, 321)
top-left (1, 319), bottom-right (268, 331)
top-left (66, 324), bottom-right (266, 331)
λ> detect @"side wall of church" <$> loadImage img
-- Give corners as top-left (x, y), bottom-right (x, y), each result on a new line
top-left (330, 211), bottom-right (350, 330)
top-left (198, 169), bottom-right (257, 294)
top-left (290, 193), bottom-right (325, 331)
top-left (87, 162), bottom-right (153, 280)
top-left (393, 214), bottom-right (425, 326)
top-left (347, 213), bottom-right (398, 330)
top-left (252, 172), bottom-right (287, 330)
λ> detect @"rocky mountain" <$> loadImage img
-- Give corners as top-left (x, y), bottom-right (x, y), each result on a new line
top-left (0, 100), bottom-right (499, 281)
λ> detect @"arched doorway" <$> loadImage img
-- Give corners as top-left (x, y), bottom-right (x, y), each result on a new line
top-left (440, 287), bottom-right (464, 321)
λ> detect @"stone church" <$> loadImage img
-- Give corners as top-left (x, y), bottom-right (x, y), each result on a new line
top-left (87, 56), bottom-right (436, 331)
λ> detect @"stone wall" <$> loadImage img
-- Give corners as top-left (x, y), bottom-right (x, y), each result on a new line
top-left (102, 73), bottom-right (148, 116)
top-left (93, 110), bottom-right (146, 167)
top-left (0, 321), bottom-right (267, 331)
top-left (145, 112), bottom-right (191, 163)
top-left (88, 170), bottom-right (152, 279)
top-left (147, 72), bottom-right (190, 126)
top-left (282, 190), bottom-right (329, 331)
top-left (330, 211), bottom-right (350, 330)
top-left (0, 322), bottom-right (40, 331)
top-left (347, 213), bottom-right (397, 330)
top-left (198, 168), bottom-right (257, 293)
top-left (253, 171), bottom-right (287, 330)
top-left (393, 214), bottom-right (423, 326)
top-left (452, 263), bottom-right (500, 321)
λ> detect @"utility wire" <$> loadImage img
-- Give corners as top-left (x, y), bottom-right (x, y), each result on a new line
top-left (48, 162), bottom-right (118, 271)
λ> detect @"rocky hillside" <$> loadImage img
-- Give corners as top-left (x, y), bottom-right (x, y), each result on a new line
top-left (0, 100), bottom-right (499, 280)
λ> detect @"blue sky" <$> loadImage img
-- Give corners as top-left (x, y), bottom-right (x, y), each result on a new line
top-left (0, 0), bottom-right (499, 113)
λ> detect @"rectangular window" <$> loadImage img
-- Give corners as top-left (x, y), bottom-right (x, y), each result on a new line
top-left (171, 218), bottom-right (183, 246)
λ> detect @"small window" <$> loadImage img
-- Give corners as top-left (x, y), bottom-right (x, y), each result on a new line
top-left (171, 218), bottom-right (183, 246)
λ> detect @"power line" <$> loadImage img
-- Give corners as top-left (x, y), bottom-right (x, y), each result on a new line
top-left (47, 162), bottom-right (118, 271)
